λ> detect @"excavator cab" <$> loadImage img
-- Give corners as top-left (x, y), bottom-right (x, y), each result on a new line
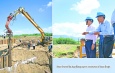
top-left (40, 36), bottom-right (52, 46)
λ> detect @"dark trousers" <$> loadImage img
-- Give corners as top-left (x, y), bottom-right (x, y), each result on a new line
top-left (85, 40), bottom-right (96, 58)
top-left (103, 35), bottom-right (114, 58)
top-left (99, 35), bottom-right (104, 58)
top-left (28, 45), bottom-right (30, 50)
top-left (33, 46), bottom-right (35, 50)
top-left (113, 23), bottom-right (115, 40)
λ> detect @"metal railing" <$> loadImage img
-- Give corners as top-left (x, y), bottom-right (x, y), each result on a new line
top-left (79, 43), bottom-right (115, 58)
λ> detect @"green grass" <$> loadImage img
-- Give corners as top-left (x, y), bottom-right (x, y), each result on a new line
top-left (13, 33), bottom-right (52, 39)
top-left (0, 33), bottom-right (52, 41)
top-left (14, 33), bottom-right (52, 37)
top-left (53, 44), bottom-right (78, 58)
top-left (53, 37), bottom-right (79, 45)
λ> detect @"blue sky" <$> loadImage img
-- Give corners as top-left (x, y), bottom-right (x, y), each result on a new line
top-left (53, 0), bottom-right (115, 38)
top-left (0, 0), bottom-right (52, 35)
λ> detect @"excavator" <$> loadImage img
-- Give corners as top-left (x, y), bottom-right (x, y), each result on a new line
top-left (1, 7), bottom-right (52, 68)
top-left (5, 7), bottom-right (51, 46)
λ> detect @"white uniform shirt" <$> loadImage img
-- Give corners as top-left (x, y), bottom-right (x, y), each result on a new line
top-left (85, 25), bottom-right (97, 44)
top-left (33, 43), bottom-right (35, 46)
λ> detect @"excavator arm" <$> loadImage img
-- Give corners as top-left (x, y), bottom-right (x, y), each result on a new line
top-left (5, 7), bottom-right (46, 43)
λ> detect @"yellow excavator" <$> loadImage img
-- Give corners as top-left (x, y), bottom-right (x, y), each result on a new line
top-left (5, 7), bottom-right (51, 46)
top-left (3, 7), bottom-right (52, 68)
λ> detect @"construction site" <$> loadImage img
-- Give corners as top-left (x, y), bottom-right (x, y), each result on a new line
top-left (0, 7), bottom-right (52, 73)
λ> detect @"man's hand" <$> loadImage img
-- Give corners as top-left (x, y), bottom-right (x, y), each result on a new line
top-left (94, 32), bottom-right (100, 35)
top-left (91, 44), bottom-right (95, 50)
top-left (82, 32), bottom-right (89, 35)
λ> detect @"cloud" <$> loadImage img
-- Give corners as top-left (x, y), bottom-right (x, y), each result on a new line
top-left (38, 8), bottom-right (44, 12)
top-left (33, 26), bottom-right (52, 33)
top-left (47, 2), bottom-right (52, 7)
top-left (12, 26), bottom-right (52, 35)
top-left (53, 22), bottom-right (98, 38)
top-left (70, 0), bottom-right (100, 14)
top-left (53, 22), bottom-right (87, 38)
top-left (0, 30), bottom-right (5, 35)
top-left (43, 26), bottom-right (52, 33)
top-left (38, 1), bottom-right (52, 12)
top-left (13, 30), bottom-right (25, 35)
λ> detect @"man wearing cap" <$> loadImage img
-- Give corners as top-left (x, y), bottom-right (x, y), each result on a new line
top-left (85, 12), bottom-right (114, 58)
top-left (82, 17), bottom-right (96, 58)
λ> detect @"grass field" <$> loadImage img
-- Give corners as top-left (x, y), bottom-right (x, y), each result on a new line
top-left (0, 33), bottom-right (52, 40)
top-left (53, 44), bottom-right (79, 58)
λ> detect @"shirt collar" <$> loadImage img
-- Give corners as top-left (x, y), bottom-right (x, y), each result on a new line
top-left (100, 20), bottom-right (106, 24)
top-left (87, 24), bottom-right (92, 27)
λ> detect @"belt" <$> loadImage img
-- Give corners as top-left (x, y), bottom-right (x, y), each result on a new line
top-left (112, 23), bottom-right (115, 26)
top-left (85, 39), bottom-right (93, 41)
top-left (103, 35), bottom-right (114, 38)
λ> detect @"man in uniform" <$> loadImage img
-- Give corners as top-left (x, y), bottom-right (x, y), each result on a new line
top-left (82, 17), bottom-right (96, 58)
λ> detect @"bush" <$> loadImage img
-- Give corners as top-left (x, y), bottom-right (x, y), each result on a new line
top-left (53, 37), bottom-right (77, 44)
top-left (45, 33), bottom-right (52, 36)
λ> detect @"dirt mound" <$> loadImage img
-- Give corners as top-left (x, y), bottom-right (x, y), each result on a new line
top-left (15, 64), bottom-right (50, 73)
top-left (0, 46), bottom-right (51, 73)
top-left (0, 69), bottom-right (8, 73)
top-left (12, 48), bottom-right (49, 65)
